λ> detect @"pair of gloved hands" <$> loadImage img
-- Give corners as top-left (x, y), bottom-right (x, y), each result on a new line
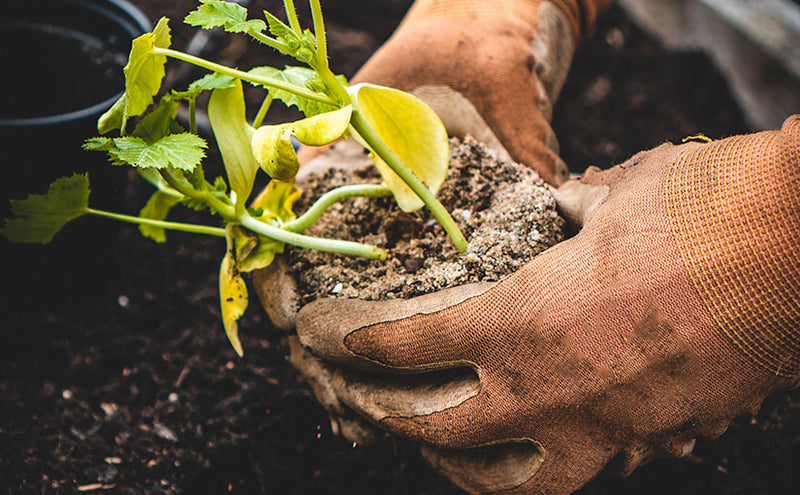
top-left (254, 1), bottom-right (800, 493)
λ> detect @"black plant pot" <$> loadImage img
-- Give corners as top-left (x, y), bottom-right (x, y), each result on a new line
top-left (1, 0), bottom-right (150, 310)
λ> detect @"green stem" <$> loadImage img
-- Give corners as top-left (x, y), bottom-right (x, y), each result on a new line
top-left (87, 208), bottom-right (226, 237)
top-left (188, 97), bottom-right (197, 135)
top-left (249, 31), bottom-right (290, 53)
top-left (350, 111), bottom-right (467, 252)
top-left (284, 183), bottom-right (391, 233)
top-left (252, 94), bottom-right (273, 128)
top-left (156, 171), bottom-right (385, 260)
top-left (283, 0), bottom-right (302, 33)
top-left (160, 169), bottom-right (234, 220)
top-left (153, 48), bottom-right (336, 106)
top-left (238, 215), bottom-right (386, 260)
top-left (307, 0), bottom-right (350, 104)
top-left (310, 0), bottom-right (327, 69)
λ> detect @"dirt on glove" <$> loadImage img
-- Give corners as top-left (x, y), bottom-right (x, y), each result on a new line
top-left (287, 137), bottom-right (567, 304)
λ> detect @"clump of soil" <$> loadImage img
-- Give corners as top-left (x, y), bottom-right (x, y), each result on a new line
top-left (287, 136), bottom-right (566, 304)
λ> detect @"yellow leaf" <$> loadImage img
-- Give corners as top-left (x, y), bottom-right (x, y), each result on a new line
top-left (289, 105), bottom-right (352, 145)
top-left (219, 238), bottom-right (248, 357)
top-left (250, 126), bottom-right (298, 181)
top-left (209, 80), bottom-right (258, 214)
top-left (349, 83), bottom-right (448, 212)
top-left (251, 106), bottom-right (352, 181)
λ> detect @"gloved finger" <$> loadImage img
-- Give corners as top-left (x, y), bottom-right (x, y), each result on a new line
top-left (329, 365), bottom-right (480, 425)
top-left (549, 179), bottom-right (609, 227)
top-left (251, 256), bottom-right (298, 332)
top-left (550, 143), bottom-right (686, 228)
top-left (296, 282), bottom-right (495, 371)
top-left (420, 441), bottom-right (545, 495)
top-left (287, 336), bottom-right (381, 446)
top-left (411, 85), bottom-right (513, 162)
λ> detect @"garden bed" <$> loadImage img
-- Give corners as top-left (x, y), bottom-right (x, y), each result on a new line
top-left (1, 2), bottom-right (797, 494)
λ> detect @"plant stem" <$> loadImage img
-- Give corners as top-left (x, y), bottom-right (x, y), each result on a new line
top-left (87, 208), bottom-right (226, 237)
top-left (307, 0), bottom-right (350, 104)
top-left (248, 31), bottom-right (290, 53)
top-left (189, 97), bottom-right (197, 134)
top-left (153, 48), bottom-right (336, 106)
top-left (156, 171), bottom-right (386, 261)
top-left (252, 94), bottom-right (273, 128)
top-left (349, 111), bottom-right (467, 252)
top-left (238, 215), bottom-right (386, 260)
top-left (283, 0), bottom-right (302, 33)
top-left (310, 0), bottom-right (327, 68)
top-left (284, 183), bottom-right (391, 233)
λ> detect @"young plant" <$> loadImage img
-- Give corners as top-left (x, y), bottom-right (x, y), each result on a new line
top-left (1, 0), bottom-right (467, 356)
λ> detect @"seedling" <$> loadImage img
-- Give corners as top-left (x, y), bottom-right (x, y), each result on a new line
top-left (1, 0), bottom-right (466, 356)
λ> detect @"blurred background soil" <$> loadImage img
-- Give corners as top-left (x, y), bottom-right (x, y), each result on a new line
top-left (1, 1), bottom-right (798, 494)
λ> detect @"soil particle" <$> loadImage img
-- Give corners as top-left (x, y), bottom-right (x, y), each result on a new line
top-left (288, 137), bottom-right (566, 304)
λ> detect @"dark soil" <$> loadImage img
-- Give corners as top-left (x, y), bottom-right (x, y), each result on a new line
top-left (2, 2), bottom-right (798, 495)
top-left (289, 137), bottom-right (565, 304)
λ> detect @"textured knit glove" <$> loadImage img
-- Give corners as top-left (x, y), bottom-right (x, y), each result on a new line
top-left (295, 116), bottom-right (800, 494)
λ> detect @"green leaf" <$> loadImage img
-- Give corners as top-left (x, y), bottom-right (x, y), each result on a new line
top-left (0, 174), bottom-right (90, 244)
top-left (98, 94), bottom-right (127, 135)
top-left (234, 228), bottom-right (284, 273)
top-left (138, 190), bottom-right (182, 242)
top-left (185, 0), bottom-right (266, 34)
top-left (350, 83), bottom-right (449, 212)
top-left (208, 80), bottom-right (259, 215)
top-left (252, 180), bottom-right (302, 223)
top-left (108, 134), bottom-right (207, 171)
top-left (263, 11), bottom-right (294, 41)
top-left (233, 180), bottom-right (301, 272)
top-left (133, 95), bottom-right (181, 143)
top-left (250, 105), bottom-right (351, 180)
top-left (124, 17), bottom-right (172, 121)
top-left (187, 72), bottom-right (237, 93)
top-left (220, 230), bottom-right (248, 356)
top-left (247, 66), bottom-right (343, 117)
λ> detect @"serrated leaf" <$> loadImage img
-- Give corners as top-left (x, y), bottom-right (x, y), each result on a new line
top-left (138, 190), bottom-right (182, 242)
top-left (263, 11), bottom-right (294, 41)
top-left (185, 0), bottom-right (266, 34)
top-left (220, 231), bottom-right (248, 356)
top-left (247, 66), bottom-right (343, 117)
top-left (133, 95), bottom-right (181, 143)
top-left (124, 17), bottom-right (171, 120)
top-left (349, 83), bottom-right (449, 212)
top-left (250, 105), bottom-right (351, 180)
top-left (0, 174), bottom-right (90, 244)
top-left (109, 134), bottom-right (207, 171)
top-left (187, 72), bottom-right (237, 93)
top-left (208, 80), bottom-right (259, 215)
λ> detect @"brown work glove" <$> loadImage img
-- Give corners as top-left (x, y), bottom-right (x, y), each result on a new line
top-left (301, 0), bottom-right (610, 185)
top-left (259, 0), bottom-right (611, 329)
top-left (294, 115), bottom-right (800, 494)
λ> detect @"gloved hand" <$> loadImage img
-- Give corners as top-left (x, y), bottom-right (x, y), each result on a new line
top-left (300, 0), bottom-right (610, 185)
top-left (257, 0), bottom-right (611, 329)
top-left (293, 116), bottom-right (800, 494)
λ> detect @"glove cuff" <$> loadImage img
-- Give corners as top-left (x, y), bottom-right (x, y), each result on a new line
top-left (666, 115), bottom-right (800, 376)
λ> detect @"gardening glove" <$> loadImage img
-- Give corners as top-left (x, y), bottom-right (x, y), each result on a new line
top-left (256, 0), bottom-right (612, 453)
top-left (260, 0), bottom-right (611, 329)
top-left (294, 115), bottom-right (800, 494)
top-left (298, 0), bottom-right (612, 186)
